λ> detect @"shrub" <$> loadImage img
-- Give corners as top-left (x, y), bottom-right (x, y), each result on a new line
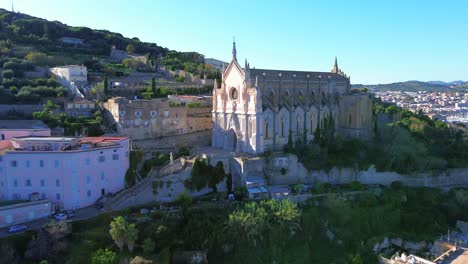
top-left (350, 180), bottom-right (364, 191)
top-left (234, 186), bottom-right (248, 200)
top-left (2, 69), bottom-right (14, 79)
top-left (390, 181), bottom-right (403, 190)
top-left (280, 167), bottom-right (287, 175)
top-left (91, 248), bottom-right (118, 264)
top-left (142, 238), bottom-right (155, 255)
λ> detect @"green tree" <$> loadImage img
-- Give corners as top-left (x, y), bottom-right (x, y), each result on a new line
top-left (91, 248), bottom-right (118, 264)
top-left (126, 224), bottom-right (139, 253)
top-left (103, 76), bottom-right (109, 96)
top-left (151, 77), bottom-right (156, 93)
top-left (226, 173), bottom-right (233, 193)
top-left (208, 161), bottom-right (226, 192)
top-left (2, 69), bottom-right (14, 79)
top-left (142, 238), bottom-right (155, 255)
top-left (126, 44), bottom-right (135, 54)
top-left (109, 216), bottom-right (128, 252)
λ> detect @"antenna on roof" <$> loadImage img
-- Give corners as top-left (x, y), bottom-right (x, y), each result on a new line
top-left (11, 0), bottom-right (15, 12)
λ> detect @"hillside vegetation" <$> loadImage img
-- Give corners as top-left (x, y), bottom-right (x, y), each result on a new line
top-left (0, 8), bottom-right (218, 105)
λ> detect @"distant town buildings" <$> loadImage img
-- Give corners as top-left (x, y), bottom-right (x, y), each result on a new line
top-left (375, 90), bottom-right (468, 125)
top-left (102, 96), bottom-right (212, 140)
top-left (0, 136), bottom-right (129, 210)
top-left (0, 120), bottom-right (51, 140)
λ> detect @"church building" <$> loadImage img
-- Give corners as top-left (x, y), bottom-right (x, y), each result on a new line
top-left (212, 42), bottom-right (372, 154)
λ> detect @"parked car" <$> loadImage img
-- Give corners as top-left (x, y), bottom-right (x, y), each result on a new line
top-left (54, 213), bottom-right (67, 221)
top-left (64, 210), bottom-right (76, 218)
top-left (8, 225), bottom-right (27, 233)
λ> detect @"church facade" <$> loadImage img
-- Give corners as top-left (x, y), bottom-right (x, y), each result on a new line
top-left (212, 42), bottom-right (372, 154)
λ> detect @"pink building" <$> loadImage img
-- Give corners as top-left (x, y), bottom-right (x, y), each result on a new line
top-left (0, 120), bottom-right (51, 140)
top-left (0, 136), bottom-right (129, 210)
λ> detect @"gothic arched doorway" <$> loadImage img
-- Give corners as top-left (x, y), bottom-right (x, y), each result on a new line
top-left (226, 129), bottom-right (237, 152)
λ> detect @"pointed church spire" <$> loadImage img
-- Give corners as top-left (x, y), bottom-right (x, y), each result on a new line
top-left (332, 56), bottom-right (339, 73)
top-left (332, 56), bottom-right (340, 74)
top-left (11, 0), bottom-right (14, 12)
top-left (232, 39), bottom-right (237, 62)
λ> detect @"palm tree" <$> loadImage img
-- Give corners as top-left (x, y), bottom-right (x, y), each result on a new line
top-left (125, 224), bottom-right (139, 252)
top-left (109, 216), bottom-right (127, 252)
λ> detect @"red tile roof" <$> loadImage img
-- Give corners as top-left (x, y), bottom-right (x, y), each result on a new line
top-left (79, 137), bottom-right (127, 144)
top-left (0, 140), bottom-right (13, 151)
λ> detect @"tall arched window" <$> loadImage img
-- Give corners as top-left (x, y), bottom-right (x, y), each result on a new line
top-left (280, 118), bottom-right (285, 137)
top-left (296, 115), bottom-right (301, 136)
top-left (264, 121), bottom-right (269, 139)
top-left (310, 116), bottom-right (314, 134)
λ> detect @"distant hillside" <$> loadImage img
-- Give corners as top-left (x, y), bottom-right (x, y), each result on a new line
top-left (353, 81), bottom-right (468, 92)
top-left (0, 8), bottom-right (217, 78)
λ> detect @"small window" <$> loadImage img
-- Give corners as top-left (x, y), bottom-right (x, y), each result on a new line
top-left (25, 179), bottom-right (31, 187)
top-left (39, 160), bottom-right (44, 168)
top-left (125, 151), bottom-right (129, 158)
top-left (86, 158), bottom-right (90, 165)
top-left (86, 176), bottom-right (91, 184)
top-left (10, 160), bottom-right (17, 168)
top-left (87, 190), bottom-right (91, 197)
top-left (119, 111), bottom-right (125, 116)
top-left (40, 179), bottom-right (45, 187)
top-left (54, 160), bottom-right (59, 168)
top-left (26, 160), bottom-right (30, 168)
top-left (100, 172), bottom-right (105, 181)
top-left (151, 111), bottom-right (157, 117)
top-left (41, 193), bottom-right (46, 199)
top-left (112, 154), bottom-right (119, 160)
top-left (231, 88), bottom-right (238, 100)
top-left (14, 179), bottom-right (18, 187)
top-left (56, 179), bottom-right (60, 187)
top-left (98, 156), bottom-right (105, 163)
top-left (164, 111), bottom-right (169, 118)
top-left (56, 193), bottom-right (61, 201)
top-left (135, 111), bottom-right (142, 117)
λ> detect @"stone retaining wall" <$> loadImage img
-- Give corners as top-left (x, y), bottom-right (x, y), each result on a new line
top-left (264, 153), bottom-right (468, 188)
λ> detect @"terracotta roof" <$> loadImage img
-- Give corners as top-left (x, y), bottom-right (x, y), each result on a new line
top-left (79, 137), bottom-right (127, 144)
top-left (0, 140), bottom-right (13, 151)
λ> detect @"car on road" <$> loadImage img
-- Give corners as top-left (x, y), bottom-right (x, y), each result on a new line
top-left (54, 213), bottom-right (67, 221)
top-left (64, 210), bottom-right (76, 218)
top-left (8, 225), bottom-right (27, 233)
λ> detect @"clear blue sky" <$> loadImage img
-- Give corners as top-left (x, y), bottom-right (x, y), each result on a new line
top-left (2, 0), bottom-right (467, 84)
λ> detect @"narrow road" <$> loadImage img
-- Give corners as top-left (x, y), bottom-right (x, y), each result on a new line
top-left (0, 206), bottom-right (101, 238)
